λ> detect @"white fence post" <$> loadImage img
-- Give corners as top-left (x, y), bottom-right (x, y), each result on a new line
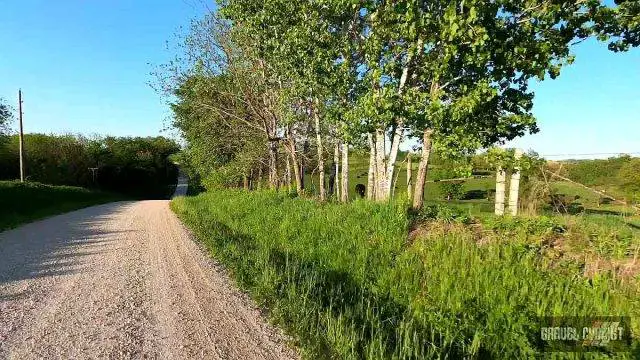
top-left (495, 166), bottom-right (506, 215)
top-left (508, 149), bottom-right (523, 216)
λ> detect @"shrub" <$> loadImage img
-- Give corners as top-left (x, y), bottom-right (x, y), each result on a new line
top-left (438, 181), bottom-right (465, 200)
top-left (0, 134), bottom-right (179, 198)
top-left (617, 159), bottom-right (640, 203)
top-left (414, 203), bottom-right (472, 224)
top-left (547, 193), bottom-right (585, 215)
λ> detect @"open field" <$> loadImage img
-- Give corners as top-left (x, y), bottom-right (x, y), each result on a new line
top-left (300, 154), bottom-right (639, 219)
top-left (171, 189), bottom-right (640, 359)
top-left (0, 181), bottom-right (124, 231)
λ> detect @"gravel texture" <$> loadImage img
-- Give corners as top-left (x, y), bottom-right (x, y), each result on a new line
top-left (0, 197), bottom-right (298, 360)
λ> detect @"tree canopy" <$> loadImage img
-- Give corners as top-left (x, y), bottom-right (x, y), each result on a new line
top-left (0, 98), bottom-right (12, 136)
top-left (162, 0), bottom-right (637, 207)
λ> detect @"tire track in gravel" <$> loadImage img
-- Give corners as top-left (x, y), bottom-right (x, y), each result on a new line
top-left (0, 200), bottom-right (298, 360)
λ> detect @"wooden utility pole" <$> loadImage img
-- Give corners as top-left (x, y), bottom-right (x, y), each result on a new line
top-left (18, 90), bottom-right (25, 182)
top-left (508, 149), bottom-right (523, 216)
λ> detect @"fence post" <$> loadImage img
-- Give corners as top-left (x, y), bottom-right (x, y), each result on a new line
top-left (406, 154), bottom-right (412, 201)
top-left (508, 149), bottom-right (523, 216)
top-left (495, 167), bottom-right (506, 215)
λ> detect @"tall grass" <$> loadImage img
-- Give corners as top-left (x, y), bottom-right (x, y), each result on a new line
top-left (172, 190), bottom-right (639, 359)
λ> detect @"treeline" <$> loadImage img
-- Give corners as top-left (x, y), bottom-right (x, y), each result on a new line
top-left (0, 134), bottom-right (180, 199)
top-left (559, 155), bottom-right (640, 203)
top-left (160, 1), bottom-right (638, 209)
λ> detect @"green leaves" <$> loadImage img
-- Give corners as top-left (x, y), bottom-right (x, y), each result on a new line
top-left (170, 1), bottom-right (636, 192)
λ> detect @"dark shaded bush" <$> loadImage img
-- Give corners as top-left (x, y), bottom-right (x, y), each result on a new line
top-left (462, 189), bottom-right (488, 200)
top-left (547, 193), bottom-right (585, 215)
top-left (0, 134), bottom-right (179, 199)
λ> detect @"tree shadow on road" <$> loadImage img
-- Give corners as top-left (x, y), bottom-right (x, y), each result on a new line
top-left (0, 202), bottom-right (140, 289)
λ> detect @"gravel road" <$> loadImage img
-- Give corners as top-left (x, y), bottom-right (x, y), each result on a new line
top-left (0, 199), bottom-right (298, 359)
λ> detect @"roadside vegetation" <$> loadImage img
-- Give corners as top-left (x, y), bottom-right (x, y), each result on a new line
top-left (0, 181), bottom-right (123, 231)
top-left (172, 190), bottom-right (639, 359)
top-left (0, 105), bottom-right (180, 229)
top-left (162, 1), bottom-right (639, 358)
top-left (0, 134), bottom-right (180, 199)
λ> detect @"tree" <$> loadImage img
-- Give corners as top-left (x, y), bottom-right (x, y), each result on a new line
top-left (0, 98), bottom-right (12, 136)
top-left (400, 1), bottom-right (610, 209)
top-left (596, 0), bottom-right (640, 52)
top-left (617, 158), bottom-right (640, 203)
top-left (158, 12), bottom-right (288, 190)
top-left (163, 0), bottom-right (636, 209)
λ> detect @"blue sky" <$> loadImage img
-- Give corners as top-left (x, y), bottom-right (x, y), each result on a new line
top-left (1, 1), bottom-right (638, 159)
top-left (0, 0), bottom-right (209, 137)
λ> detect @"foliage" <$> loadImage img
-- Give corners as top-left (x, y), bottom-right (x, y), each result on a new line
top-left (433, 167), bottom-right (468, 201)
top-left (559, 155), bottom-right (640, 204)
top-left (596, 0), bottom-right (640, 51)
top-left (162, 1), bottom-right (640, 206)
top-left (172, 189), bottom-right (638, 359)
top-left (413, 203), bottom-right (472, 225)
top-left (483, 215), bottom-right (564, 238)
top-left (0, 98), bottom-right (12, 136)
top-left (546, 192), bottom-right (586, 215)
top-left (0, 181), bottom-right (123, 231)
top-left (563, 155), bottom-right (632, 187)
top-left (0, 134), bottom-right (179, 198)
top-left (618, 158), bottom-right (640, 203)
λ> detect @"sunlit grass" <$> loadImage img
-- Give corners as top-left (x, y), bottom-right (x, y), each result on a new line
top-left (172, 189), bottom-right (639, 359)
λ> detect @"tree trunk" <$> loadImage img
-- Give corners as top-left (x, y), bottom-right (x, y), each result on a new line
top-left (334, 141), bottom-right (340, 200)
top-left (285, 155), bottom-right (292, 191)
top-left (367, 133), bottom-right (376, 200)
top-left (313, 102), bottom-right (325, 201)
top-left (268, 139), bottom-right (278, 189)
top-left (300, 139), bottom-right (309, 191)
top-left (412, 128), bottom-right (434, 210)
top-left (257, 166), bottom-right (263, 190)
top-left (243, 173), bottom-right (249, 190)
top-left (292, 153), bottom-right (303, 194)
top-left (286, 131), bottom-right (303, 194)
top-left (385, 123), bottom-right (403, 196)
top-left (341, 144), bottom-right (349, 202)
top-left (406, 153), bottom-right (412, 201)
top-left (374, 128), bottom-right (387, 201)
top-left (380, 37), bottom-right (422, 200)
top-left (495, 167), bottom-right (507, 216)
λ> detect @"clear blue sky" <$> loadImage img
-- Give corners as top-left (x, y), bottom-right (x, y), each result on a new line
top-left (1, 1), bottom-right (638, 159)
top-left (0, 0), bottom-right (209, 138)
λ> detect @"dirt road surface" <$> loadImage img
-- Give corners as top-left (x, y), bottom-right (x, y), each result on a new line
top-left (0, 199), bottom-right (298, 359)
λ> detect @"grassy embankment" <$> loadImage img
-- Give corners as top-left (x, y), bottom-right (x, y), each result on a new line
top-left (0, 181), bottom-right (123, 231)
top-left (172, 189), bottom-right (640, 359)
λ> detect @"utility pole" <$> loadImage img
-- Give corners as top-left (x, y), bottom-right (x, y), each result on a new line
top-left (18, 89), bottom-right (25, 182)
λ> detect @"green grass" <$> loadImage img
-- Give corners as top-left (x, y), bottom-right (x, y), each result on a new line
top-left (302, 154), bottom-right (496, 215)
top-left (171, 189), bottom-right (639, 359)
top-left (299, 154), bottom-right (638, 220)
top-left (0, 181), bottom-right (124, 231)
